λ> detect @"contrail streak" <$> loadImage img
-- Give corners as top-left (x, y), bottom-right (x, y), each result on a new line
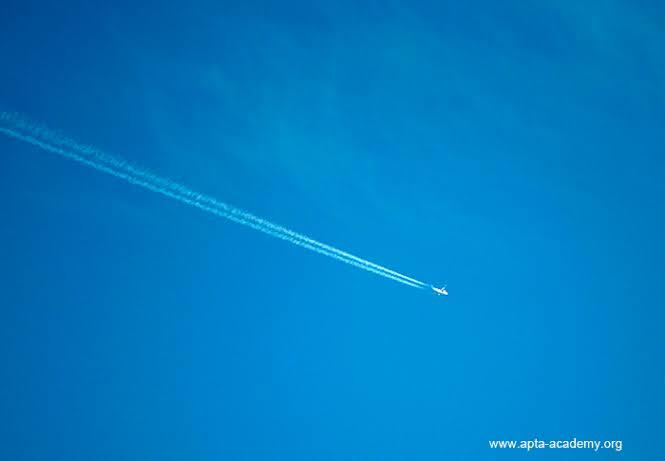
top-left (0, 112), bottom-right (427, 289)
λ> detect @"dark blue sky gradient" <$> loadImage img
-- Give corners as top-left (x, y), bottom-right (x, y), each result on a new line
top-left (1, 1), bottom-right (664, 459)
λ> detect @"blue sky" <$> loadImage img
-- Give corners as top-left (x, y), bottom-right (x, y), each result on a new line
top-left (1, 1), bottom-right (663, 459)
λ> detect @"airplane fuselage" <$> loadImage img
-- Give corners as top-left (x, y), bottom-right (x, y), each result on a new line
top-left (432, 286), bottom-right (448, 296)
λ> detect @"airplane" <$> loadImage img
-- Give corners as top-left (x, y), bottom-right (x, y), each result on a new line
top-left (432, 285), bottom-right (448, 296)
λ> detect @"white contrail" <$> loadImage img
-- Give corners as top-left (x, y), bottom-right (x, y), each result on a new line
top-left (0, 112), bottom-right (427, 289)
top-left (2, 114), bottom-right (427, 288)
